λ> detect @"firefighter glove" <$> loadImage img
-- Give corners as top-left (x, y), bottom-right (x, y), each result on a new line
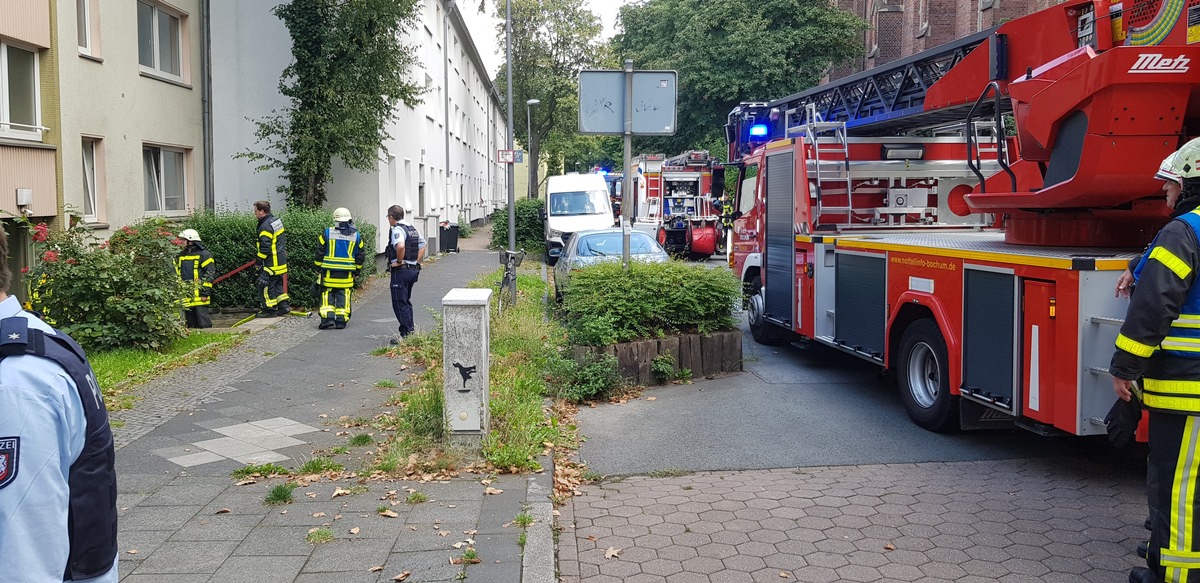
top-left (256, 270), bottom-right (269, 288)
top-left (1104, 392), bottom-right (1143, 449)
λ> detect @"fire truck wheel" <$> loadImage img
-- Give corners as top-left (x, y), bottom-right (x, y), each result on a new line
top-left (897, 318), bottom-right (958, 432)
top-left (747, 276), bottom-right (782, 345)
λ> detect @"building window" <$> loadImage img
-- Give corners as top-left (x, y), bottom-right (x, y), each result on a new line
top-left (138, 1), bottom-right (182, 79)
top-left (143, 145), bottom-right (186, 213)
top-left (77, 0), bottom-right (91, 52)
top-left (82, 138), bottom-right (101, 221)
top-left (0, 42), bottom-right (40, 140)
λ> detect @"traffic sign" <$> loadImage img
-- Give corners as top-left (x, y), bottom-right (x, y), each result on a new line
top-left (498, 150), bottom-right (524, 164)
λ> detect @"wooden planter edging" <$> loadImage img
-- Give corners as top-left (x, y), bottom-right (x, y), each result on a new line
top-left (571, 329), bottom-right (743, 386)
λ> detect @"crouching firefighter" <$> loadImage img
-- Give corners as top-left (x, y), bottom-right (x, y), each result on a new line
top-left (1112, 136), bottom-right (1200, 583)
top-left (314, 208), bottom-right (365, 329)
top-left (0, 223), bottom-right (119, 582)
top-left (176, 229), bottom-right (215, 329)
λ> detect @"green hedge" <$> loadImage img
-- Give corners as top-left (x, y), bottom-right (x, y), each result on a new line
top-left (561, 261), bottom-right (741, 346)
top-left (181, 208), bottom-right (377, 310)
top-left (489, 198), bottom-right (545, 252)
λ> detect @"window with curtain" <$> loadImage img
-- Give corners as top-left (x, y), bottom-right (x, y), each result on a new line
top-left (143, 146), bottom-right (186, 213)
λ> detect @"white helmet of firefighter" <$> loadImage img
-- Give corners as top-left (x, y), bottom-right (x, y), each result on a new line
top-left (1171, 137), bottom-right (1200, 180)
top-left (1156, 152), bottom-right (1183, 185)
top-left (333, 207), bottom-right (353, 222)
top-left (179, 229), bottom-right (201, 243)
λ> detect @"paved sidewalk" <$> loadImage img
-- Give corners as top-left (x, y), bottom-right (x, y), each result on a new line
top-left (111, 225), bottom-right (556, 583)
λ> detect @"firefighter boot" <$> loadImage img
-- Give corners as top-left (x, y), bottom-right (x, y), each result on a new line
top-left (1130, 567), bottom-right (1161, 583)
top-left (318, 318), bottom-right (334, 330)
top-left (1138, 541), bottom-right (1148, 559)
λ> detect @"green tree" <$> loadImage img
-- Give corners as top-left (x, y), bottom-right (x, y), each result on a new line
top-left (614, 0), bottom-right (868, 156)
top-left (489, 0), bottom-right (605, 193)
top-left (240, 0), bottom-right (425, 208)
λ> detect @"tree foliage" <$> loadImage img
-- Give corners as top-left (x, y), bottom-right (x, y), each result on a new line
top-left (613, 0), bottom-right (868, 155)
top-left (240, 0), bottom-right (425, 208)
top-left (490, 0), bottom-right (605, 186)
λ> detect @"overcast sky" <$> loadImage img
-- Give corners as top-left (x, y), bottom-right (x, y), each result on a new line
top-left (461, 0), bottom-right (627, 78)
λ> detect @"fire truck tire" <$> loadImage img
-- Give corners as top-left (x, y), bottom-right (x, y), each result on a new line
top-left (748, 276), bottom-right (782, 345)
top-left (897, 319), bottom-right (958, 432)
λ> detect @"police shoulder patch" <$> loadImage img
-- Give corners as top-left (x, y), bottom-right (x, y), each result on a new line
top-left (0, 436), bottom-right (19, 489)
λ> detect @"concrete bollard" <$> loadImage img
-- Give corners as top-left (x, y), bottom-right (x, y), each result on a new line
top-left (442, 288), bottom-right (492, 450)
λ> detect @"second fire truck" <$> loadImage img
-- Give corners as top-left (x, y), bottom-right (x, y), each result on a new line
top-left (726, 0), bottom-right (1198, 437)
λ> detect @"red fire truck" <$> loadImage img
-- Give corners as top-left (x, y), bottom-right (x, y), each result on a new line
top-left (726, 0), bottom-right (1200, 436)
top-left (653, 150), bottom-right (726, 259)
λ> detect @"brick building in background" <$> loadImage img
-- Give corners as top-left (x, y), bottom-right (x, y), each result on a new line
top-left (830, 0), bottom-right (1069, 80)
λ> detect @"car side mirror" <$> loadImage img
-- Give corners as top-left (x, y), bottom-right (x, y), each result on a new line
top-left (732, 211), bottom-right (743, 220)
top-left (548, 247), bottom-right (563, 259)
top-left (539, 208), bottom-right (547, 221)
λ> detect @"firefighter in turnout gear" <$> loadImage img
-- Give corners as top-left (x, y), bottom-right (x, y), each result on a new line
top-left (176, 229), bottom-right (215, 329)
top-left (1111, 136), bottom-right (1200, 583)
top-left (253, 200), bottom-right (289, 317)
top-left (314, 208), bottom-right (365, 329)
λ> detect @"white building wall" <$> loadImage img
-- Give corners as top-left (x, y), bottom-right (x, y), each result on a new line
top-left (210, 0), bottom-right (506, 253)
top-left (57, 0), bottom-right (205, 234)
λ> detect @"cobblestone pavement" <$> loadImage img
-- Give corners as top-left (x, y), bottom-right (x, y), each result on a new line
top-left (559, 457), bottom-right (1145, 582)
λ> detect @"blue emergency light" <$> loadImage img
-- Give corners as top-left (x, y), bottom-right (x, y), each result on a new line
top-left (749, 124), bottom-right (769, 137)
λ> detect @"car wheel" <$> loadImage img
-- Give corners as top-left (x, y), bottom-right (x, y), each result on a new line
top-left (897, 318), bottom-right (958, 432)
top-left (747, 276), bottom-right (782, 345)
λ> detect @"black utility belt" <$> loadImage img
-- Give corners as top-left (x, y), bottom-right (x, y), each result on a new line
top-left (396, 263), bottom-right (421, 270)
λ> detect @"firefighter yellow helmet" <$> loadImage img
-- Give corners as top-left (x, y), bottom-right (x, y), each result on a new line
top-left (1172, 137), bottom-right (1200, 180)
top-left (333, 207), bottom-right (352, 222)
top-left (179, 229), bottom-right (201, 242)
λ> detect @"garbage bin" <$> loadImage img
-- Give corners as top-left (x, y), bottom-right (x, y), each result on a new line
top-left (439, 223), bottom-right (460, 253)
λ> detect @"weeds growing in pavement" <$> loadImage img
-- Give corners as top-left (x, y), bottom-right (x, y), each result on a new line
top-left (295, 457), bottom-right (343, 474)
top-left (349, 434), bottom-right (374, 446)
top-left (305, 527), bottom-right (333, 544)
top-left (374, 379), bottom-right (398, 388)
top-left (514, 512), bottom-right (534, 528)
top-left (405, 491), bottom-right (429, 504)
top-left (232, 463), bottom-right (289, 479)
top-left (264, 482), bottom-right (298, 505)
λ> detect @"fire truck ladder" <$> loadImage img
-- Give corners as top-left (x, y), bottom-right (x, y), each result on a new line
top-left (773, 28), bottom-right (995, 137)
top-left (793, 103), bottom-right (853, 227)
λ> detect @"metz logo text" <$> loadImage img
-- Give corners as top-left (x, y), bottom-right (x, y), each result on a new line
top-left (1129, 54), bottom-right (1191, 74)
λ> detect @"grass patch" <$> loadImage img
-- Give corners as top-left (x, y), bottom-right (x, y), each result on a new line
top-left (374, 379), bottom-right (398, 388)
top-left (349, 433), bottom-right (374, 447)
top-left (90, 330), bottom-right (244, 410)
top-left (405, 491), bottom-right (429, 504)
top-left (330, 446), bottom-right (348, 454)
top-left (232, 463), bottom-right (289, 479)
top-left (370, 346), bottom-right (391, 356)
top-left (513, 512), bottom-right (534, 528)
top-left (264, 482), bottom-right (298, 505)
top-left (305, 527), bottom-right (333, 544)
top-left (518, 531), bottom-right (527, 547)
top-left (295, 457), bottom-right (343, 474)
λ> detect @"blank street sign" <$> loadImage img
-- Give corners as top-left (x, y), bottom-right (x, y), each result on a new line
top-left (578, 69), bottom-right (678, 136)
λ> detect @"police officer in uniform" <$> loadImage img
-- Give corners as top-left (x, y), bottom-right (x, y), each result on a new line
top-left (176, 229), bottom-right (215, 329)
top-left (314, 208), bottom-right (365, 329)
top-left (1112, 137), bottom-right (1200, 583)
top-left (253, 200), bottom-right (290, 317)
top-left (0, 223), bottom-right (118, 582)
top-left (386, 205), bottom-right (426, 344)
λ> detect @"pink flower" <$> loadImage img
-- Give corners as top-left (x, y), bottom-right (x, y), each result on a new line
top-left (20, 266), bottom-right (29, 274)
top-left (171, 238), bottom-right (185, 247)
top-left (32, 223), bottom-right (49, 243)
top-left (42, 250), bottom-right (59, 263)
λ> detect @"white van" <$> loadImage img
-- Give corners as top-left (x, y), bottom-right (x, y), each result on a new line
top-left (542, 173), bottom-right (615, 264)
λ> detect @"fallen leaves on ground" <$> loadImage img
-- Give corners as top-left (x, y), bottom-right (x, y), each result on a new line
top-left (368, 566), bottom-right (383, 572)
top-left (126, 549), bottom-right (138, 555)
top-left (884, 543), bottom-right (896, 550)
top-left (332, 487), bottom-right (353, 498)
top-left (646, 396), bottom-right (657, 401)
top-left (349, 527), bottom-right (360, 534)
top-left (484, 487), bottom-right (503, 495)
top-left (605, 547), bottom-right (621, 559)
top-left (392, 572), bottom-right (410, 581)
top-left (234, 479), bottom-right (257, 486)
top-left (214, 508), bottom-right (231, 514)
top-left (378, 509), bottom-right (399, 518)
top-left (779, 572), bottom-right (790, 579)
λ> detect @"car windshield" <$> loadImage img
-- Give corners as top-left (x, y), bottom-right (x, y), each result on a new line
top-left (576, 232), bottom-right (660, 257)
top-left (549, 189), bottom-right (610, 216)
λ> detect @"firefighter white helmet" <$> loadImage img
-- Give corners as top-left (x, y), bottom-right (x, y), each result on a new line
top-left (179, 229), bottom-right (201, 242)
top-left (1156, 152), bottom-right (1183, 185)
top-left (333, 207), bottom-right (352, 222)
top-left (1172, 137), bottom-right (1200, 180)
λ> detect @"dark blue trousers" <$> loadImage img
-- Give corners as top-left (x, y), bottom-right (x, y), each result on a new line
top-left (390, 266), bottom-right (419, 336)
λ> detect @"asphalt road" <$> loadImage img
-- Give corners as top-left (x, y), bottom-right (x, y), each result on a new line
top-left (576, 317), bottom-right (1146, 478)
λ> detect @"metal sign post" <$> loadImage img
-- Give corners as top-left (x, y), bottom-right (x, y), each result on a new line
top-left (579, 63), bottom-right (677, 267)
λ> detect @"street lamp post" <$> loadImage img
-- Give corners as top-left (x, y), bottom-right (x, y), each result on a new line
top-left (504, 0), bottom-right (517, 304)
top-left (526, 99), bottom-right (540, 199)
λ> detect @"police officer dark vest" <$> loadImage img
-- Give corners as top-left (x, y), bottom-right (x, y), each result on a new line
top-left (0, 317), bottom-right (118, 580)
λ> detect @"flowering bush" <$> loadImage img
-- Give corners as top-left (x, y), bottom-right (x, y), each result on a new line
top-left (24, 216), bottom-right (187, 351)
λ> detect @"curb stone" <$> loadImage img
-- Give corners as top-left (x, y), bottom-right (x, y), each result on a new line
top-left (523, 453), bottom-right (557, 583)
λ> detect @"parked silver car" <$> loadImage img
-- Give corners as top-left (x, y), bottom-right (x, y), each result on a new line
top-left (552, 228), bottom-right (670, 301)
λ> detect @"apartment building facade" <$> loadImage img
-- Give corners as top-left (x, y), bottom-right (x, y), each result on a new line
top-left (210, 0), bottom-right (509, 253)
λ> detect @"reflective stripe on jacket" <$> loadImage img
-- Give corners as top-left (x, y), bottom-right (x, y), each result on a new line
top-left (176, 245), bottom-right (215, 307)
top-left (314, 224), bottom-right (364, 289)
top-left (1113, 208), bottom-right (1200, 413)
top-left (257, 214), bottom-right (288, 275)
